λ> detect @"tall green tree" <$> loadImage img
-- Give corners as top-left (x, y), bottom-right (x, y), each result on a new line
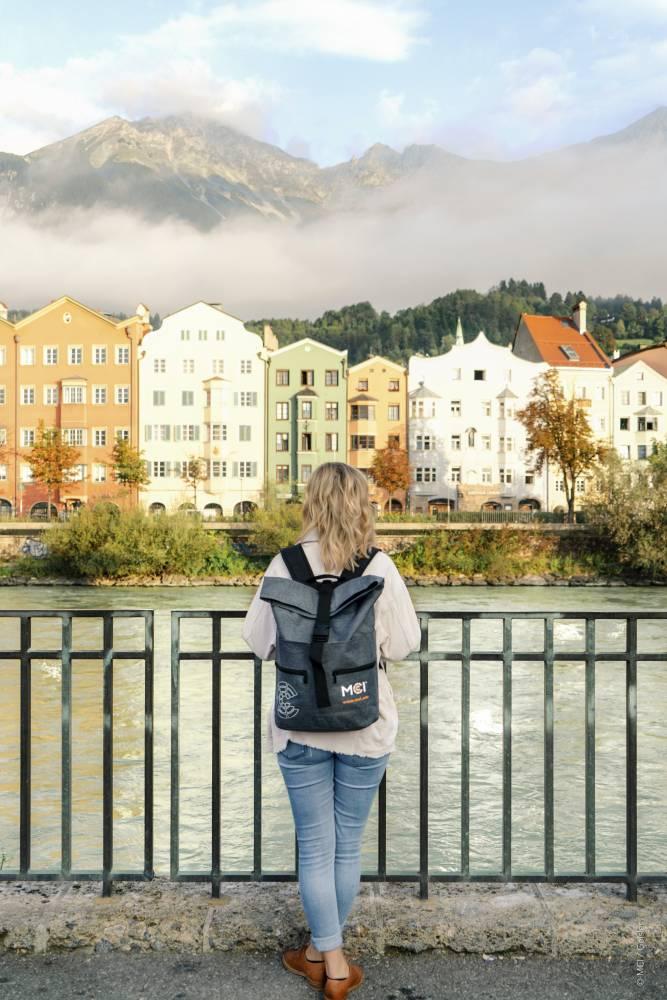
top-left (111, 436), bottom-right (150, 506)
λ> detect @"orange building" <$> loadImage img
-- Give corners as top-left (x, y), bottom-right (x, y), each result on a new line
top-left (0, 297), bottom-right (151, 516)
top-left (347, 356), bottom-right (408, 513)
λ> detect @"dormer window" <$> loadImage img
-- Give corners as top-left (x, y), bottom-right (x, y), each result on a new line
top-left (560, 345), bottom-right (579, 361)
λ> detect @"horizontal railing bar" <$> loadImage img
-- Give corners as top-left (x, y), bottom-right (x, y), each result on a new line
top-left (3, 649), bottom-right (666, 664)
top-left (0, 610), bottom-right (152, 618)
top-left (5, 609), bottom-right (667, 621)
top-left (4, 869), bottom-right (664, 883)
top-left (0, 871), bottom-right (153, 881)
top-left (0, 651), bottom-right (152, 660)
top-left (177, 651), bottom-right (256, 661)
top-left (170, 609), bottom-right (667, 621)
top-left (168, 650), bottom-right (667, 664)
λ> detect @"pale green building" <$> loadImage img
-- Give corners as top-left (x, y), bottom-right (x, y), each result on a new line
top-left (265, 338), bottom-right (347, 496)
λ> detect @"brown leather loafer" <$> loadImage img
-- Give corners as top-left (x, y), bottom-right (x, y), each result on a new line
top-left (282, 944), bottom-right (327, 990)
top-left (324, 962), bottom-right (364, 999)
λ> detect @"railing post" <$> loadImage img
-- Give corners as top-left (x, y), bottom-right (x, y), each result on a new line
top-left (461, 616), bottom-right (470, 878)
top-left (19, 615), bottom-right (31, 877)
top-left (419, 614), bottom-right (429, 899)
top-left (211, 614), bottom-right (222, 899)
top-left (170, 612), bottom-right (181, 882)
top-left (253, 654), bottom-right (263, 882)
top-left (61, 614), bottom-right (72, 879)
top-left (585, 618), bottom-right (596, 879)
top-left (502, 617), bottom-right (512, 882)
top-left (543, 616), bottom-right (554, 880)
top-left (626, 617), bottom-right (638, 902)
top-left (102, 614), bottom-right (114, 897)
top-left (144, 612), bottom-right (155, 881)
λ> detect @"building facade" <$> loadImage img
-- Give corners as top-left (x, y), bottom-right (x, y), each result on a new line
top-left (265, 338), bottom-right (347, 496)
top-left (512, 302), bottom-right (613, 509)
top-left (139, 302), bottom-right (265, 517)
top-left (0, 296), bottom-right (150, 516)
top-left (612, 345), bottom-right (667, 462)
top-left (347, 356), bottom-right (408, 512)
top-left (408, 325), bottom-right (548, 513)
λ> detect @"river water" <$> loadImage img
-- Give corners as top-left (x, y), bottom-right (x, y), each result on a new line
top-left (0, 585), bottom-right (665, 880)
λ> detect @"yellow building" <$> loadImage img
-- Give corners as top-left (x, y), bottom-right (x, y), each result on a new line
top-left (347, 356), bottom-right (408, 513)
top-left (0, 296), bottom-right (151, 516)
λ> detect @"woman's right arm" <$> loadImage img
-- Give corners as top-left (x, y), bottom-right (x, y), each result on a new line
top-left (242, 553), bottom-right (287, 661)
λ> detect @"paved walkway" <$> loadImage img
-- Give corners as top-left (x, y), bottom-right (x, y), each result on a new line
top-left (1, 950), bottom-right (665, 1000)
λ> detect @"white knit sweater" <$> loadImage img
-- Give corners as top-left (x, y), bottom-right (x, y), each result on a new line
top-left (242, 528), bottom-right (422, 757)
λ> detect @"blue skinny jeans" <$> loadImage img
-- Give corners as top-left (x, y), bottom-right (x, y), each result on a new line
top-left (277, 740), bottom-right (389, 951)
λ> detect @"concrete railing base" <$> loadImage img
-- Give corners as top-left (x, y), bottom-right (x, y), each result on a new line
top-left (0, 880), bottom-right (665, 959)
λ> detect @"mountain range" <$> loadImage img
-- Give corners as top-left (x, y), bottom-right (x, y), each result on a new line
top-left (1, 108), bottom-right (667, 231)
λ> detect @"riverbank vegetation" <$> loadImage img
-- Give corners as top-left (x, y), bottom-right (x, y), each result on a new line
top-left (10, 504), bottom-right (249, 581)
top-left (583, 451), bottom-right (667, 581)
top-left (391, 527), bottom-right (611, 581)
top-left (1, 477), bottom-right (666, 583)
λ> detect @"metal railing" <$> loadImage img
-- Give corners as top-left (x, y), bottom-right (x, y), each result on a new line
top-left (0, 610), bottom-right (154, 897)
top-left (1, 609), bottom-right (665, 900)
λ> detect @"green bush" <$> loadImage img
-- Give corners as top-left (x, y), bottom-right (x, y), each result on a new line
top-left (584, 455), bottom-right (667, 580)
top-left (43, 507), bottom-right (251, 579)
top-left (393, 527), bottom-right (612, 580)
top-left (247, 494), bottom-right (304, 555)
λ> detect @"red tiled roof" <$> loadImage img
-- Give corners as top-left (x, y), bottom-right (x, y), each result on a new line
top-left (519, 314), bottom-right (611, 368)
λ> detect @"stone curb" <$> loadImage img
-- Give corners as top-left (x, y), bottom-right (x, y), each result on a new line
top-left (0, 880), bottom-right (665, 959)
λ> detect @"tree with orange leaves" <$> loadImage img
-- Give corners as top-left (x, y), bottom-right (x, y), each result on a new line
top-left (517, 369), bottom-right (608, 523)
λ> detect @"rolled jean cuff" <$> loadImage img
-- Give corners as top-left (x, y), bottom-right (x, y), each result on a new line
top-left (310, 929), bottom-right (343, 951)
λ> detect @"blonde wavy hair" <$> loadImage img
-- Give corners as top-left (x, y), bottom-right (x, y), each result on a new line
top-left (298, 462), bottom-right (377, 573)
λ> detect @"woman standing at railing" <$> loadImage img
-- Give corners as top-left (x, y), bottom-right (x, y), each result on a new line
top-left (243, 462), bottom-right (421, 999)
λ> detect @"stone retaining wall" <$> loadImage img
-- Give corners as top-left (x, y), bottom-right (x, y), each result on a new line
top-left (0, 880), bottom-right (664, 960)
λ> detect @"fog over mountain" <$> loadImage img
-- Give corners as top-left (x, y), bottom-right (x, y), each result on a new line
top-left (0, 108), bottom-right (666, 316)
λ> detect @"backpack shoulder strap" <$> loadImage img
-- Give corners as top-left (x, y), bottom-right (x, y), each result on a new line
top-left (280, 543), bottom-right (315, 584)
top-left (338, 546), bottom-right (381, 583)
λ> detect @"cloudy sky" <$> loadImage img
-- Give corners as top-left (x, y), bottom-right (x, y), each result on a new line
top-left (2, 0), bottom-right (667, 164)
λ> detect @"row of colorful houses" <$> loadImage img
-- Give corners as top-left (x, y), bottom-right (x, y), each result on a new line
top-left (0, 295), bottom-right (665, 517)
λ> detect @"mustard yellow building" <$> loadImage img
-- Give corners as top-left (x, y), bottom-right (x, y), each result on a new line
top-left (347, 356), bottom-right (408, 512)
top-left (0, 297), bottom-right (150, 516)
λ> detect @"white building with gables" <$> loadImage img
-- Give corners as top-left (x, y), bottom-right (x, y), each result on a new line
top-left (408, 322), bottom-right (548, 512)
top-left (139, 301), bottom-right (265, 517)
top-left (612, 344), bottom-right (667, 462)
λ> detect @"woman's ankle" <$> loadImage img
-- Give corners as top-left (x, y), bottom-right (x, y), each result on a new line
top-left (323, 947), bottom-right (349, 979)
top-left (305, 941), bottom-right (323, 961)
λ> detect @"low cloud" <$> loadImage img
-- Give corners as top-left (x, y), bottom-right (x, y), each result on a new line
top-left (1, 141), bottom-right (666, 320)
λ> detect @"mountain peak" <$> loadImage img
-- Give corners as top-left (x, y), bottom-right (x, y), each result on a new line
top-left (593, 106), bottom-right (667, 147)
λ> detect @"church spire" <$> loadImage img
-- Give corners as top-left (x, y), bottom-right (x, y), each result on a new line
top-left (455, 317), bottom-right (464, 346)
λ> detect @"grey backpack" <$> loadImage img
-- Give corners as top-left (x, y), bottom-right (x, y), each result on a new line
top-left (260, 543), bottom-right (385, 732)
